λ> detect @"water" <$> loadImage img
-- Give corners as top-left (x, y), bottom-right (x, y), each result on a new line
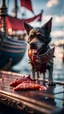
top-left (12, 46), bottom-right (64, 81)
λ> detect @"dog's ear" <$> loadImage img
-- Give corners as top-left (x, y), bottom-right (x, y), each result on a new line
top-left (24, 22), bottom-right (33, 35)
top-left (42, 17), bottom-right (53, 32)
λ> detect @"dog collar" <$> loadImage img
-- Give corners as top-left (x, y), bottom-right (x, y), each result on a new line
top-left (29, 47), bottom-right (55, 73)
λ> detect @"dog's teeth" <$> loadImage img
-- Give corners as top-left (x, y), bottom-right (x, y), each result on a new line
top-left (35, 50), bottom-right (37, 53)
top-left (32, 49), bottom-right (37, 54)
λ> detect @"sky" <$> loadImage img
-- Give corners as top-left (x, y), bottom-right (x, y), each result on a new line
top-left (0, 0), bottom-right (64, 44)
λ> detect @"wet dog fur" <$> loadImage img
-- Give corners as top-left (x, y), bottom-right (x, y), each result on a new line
top-left (24, 18), bottom-right (55, 86)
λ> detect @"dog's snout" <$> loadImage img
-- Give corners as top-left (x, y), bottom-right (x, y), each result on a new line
top-left (30, 42), bottom-right (37, 49)
top-left (30, 42), bottom-right (35, 46)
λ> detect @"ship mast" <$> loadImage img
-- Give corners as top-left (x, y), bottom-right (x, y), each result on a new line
top-left (14, 0), bottom-right (17, 18)
top-left (0, 0), bottom-right (7, 33)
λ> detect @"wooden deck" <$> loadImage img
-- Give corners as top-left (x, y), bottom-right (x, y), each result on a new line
top-left (0, 71), bottom-right (64, 114)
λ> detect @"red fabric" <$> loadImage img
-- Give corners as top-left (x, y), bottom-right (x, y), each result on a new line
top-left (20, 0), bottom-right (33, 13)
top-left (0, 17), bottom-right (3, 28)
top-left (33, 55), bottom-right (46, 73)
top-left (0, 12), bottom-right (42, 31)
top-left (0, 23), bottom-right (2, 28)
top-left (0, 21), bottom-right (2, 28)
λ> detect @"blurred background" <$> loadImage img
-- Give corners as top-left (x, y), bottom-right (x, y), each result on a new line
top-left (0, 0), bottom-right (64, 81)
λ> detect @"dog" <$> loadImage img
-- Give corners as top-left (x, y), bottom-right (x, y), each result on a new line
top-left (24, 18), bottom-right (55, 86)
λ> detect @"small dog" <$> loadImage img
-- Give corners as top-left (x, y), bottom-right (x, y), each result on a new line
top-left (24, 18), bottom-right (55, 86)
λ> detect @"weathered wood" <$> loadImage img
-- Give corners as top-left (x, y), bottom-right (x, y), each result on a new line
top-left (0, 71), bottom-right (64, 114)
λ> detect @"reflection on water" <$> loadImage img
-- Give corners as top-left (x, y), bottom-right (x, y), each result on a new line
top-left (12, 46), bottom-right (64, 81)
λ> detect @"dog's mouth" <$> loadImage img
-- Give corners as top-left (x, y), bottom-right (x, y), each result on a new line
top-left (32, 49), bottom-right (38, 54)
top-left (32, 46), bottom-right (48, 55)
top-left (31, 48), bottom-right (42, 55)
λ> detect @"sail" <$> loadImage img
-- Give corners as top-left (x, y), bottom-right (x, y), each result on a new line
top-left (0, 12), bottom-right (42, 31)
top-left (20, 0), bottom-right (34, 13)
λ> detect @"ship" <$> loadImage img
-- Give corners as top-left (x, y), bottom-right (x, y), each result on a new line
top-left (0, 0), bottom-right (42, 70)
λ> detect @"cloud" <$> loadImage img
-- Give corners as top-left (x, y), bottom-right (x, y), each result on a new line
top-left (42, 15), bottom-right (64, 26)
top-left (53, 15), bottom-right (64, 24)
top-left (30, 17), bottom-right (41, 27)
top-left (46, 0), bottom-right (59, 8)
top-left (41, 15), bottom-right (64, 38)
top-left (42, 15), bottom-right (52, 24)
top-left (29, 15), bottom-right (64, 32)
top-left (51, 30), bottom-right (64, 37)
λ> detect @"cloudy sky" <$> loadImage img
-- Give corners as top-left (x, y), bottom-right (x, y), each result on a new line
top-left (0, 0), bottom-right (64, 43)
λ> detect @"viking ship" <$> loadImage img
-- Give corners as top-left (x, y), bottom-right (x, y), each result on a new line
top-left (0, 0), bottom-right (42, 70)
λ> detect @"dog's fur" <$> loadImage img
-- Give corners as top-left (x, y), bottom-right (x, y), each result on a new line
top-left (24, 18), bottom-right (55, 85)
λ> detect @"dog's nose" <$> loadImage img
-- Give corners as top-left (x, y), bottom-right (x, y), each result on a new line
top-left (30, 42), bottom-right (37, 49)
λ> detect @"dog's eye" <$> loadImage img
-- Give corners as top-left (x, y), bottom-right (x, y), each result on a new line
top-left (30, 34), bottom-right (34, 38)
top-left (37, 34), bottom-right (42, 38)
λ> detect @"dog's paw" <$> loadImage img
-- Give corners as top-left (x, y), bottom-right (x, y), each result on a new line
top-left (48, 81), bottom-right (56, 86)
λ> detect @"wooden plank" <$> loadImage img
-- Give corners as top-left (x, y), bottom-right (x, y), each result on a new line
top-left (0, 90), bottom-right (57, 110)
top-left (38, 78), bottom-right (64, 85)
top-left (36, 92), bottom-right (64, 100)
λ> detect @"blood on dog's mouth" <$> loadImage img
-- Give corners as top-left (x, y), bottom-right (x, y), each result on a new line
top-left (29, 43), bottom-right (45, 55)
top-left (29, 44), bottom-right (38, 54)
top-left (28, 49), bottom-right (38, 60)
top-left (28, 49), bottom-right (37, 58)
top-left (29, 48), bottom-right (42, 55)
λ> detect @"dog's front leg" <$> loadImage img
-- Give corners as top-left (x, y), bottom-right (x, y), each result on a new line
top-left (42, 73), bottom-right (45, 80)
top-left (36, 71), bottom-right (39, 80)
top-left (48, 66), bottom-right (56, 86)
top-left (30, 63), bottom-right (35, 80)
top-left (49, 66), bottom-right (53, 82)
top-left (42, 73), bottom-right (45, 85)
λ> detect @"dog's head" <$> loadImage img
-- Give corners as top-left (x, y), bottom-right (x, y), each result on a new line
top-left (24, 18), bottom-right (52, 55)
